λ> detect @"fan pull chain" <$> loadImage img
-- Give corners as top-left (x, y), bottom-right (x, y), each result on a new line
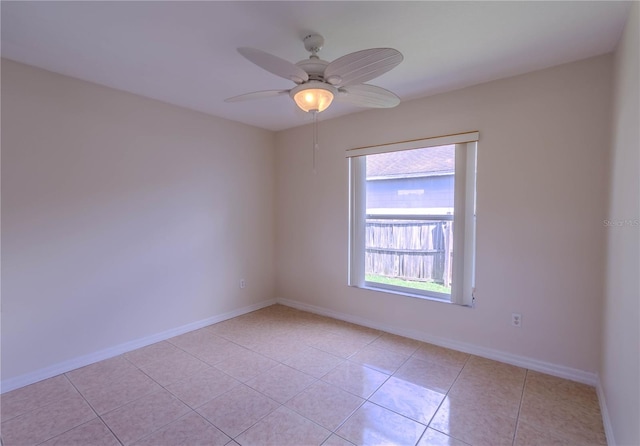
top-left (312, 111), bottom-right (319, 174)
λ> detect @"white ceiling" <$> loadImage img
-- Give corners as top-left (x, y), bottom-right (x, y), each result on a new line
top-left (1, 1), bottom-right (631, 131)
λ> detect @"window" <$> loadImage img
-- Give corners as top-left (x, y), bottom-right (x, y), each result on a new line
top-left (348, 132), bottom-right (478, 305)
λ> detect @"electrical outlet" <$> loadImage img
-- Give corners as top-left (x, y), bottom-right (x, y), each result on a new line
top-left (512, 313), bottom-right (522, 327)
top-left (239, 279), bottom-right (246, 289)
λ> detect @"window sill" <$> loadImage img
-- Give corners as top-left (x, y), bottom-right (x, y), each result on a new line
top-left (358, 283), bottom-right (455, 305)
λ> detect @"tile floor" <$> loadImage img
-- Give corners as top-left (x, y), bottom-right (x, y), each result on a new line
top-left (0, 304), bottom-right (607, 446)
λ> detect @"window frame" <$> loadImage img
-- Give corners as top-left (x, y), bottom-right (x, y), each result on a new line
top-left (347, 132), bottom-right (479, 306)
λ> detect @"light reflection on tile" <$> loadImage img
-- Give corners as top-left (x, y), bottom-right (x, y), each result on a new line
top-left (430, 394), bottom-right (517, 446)
top-left (393, 356), bottom-right (460, 393)
top-left (412, 343), bottom-right (470, 370)
top-left (336, 401), bottom-right (426, 446)
top-left (321, 362), bottom-right (389, 398)
top-left (348, 345), bottom-right (408, 374)
top-left (370, 376), bottom-right (444, 424)
top-left (370, 333), bottom-right (422, 356)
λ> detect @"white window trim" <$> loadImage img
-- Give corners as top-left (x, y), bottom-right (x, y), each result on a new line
top-left (347, 132), bottom-right (478, 306)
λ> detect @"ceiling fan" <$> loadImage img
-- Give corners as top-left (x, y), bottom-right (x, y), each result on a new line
top-left (225, 34), bottom-right (403, 114)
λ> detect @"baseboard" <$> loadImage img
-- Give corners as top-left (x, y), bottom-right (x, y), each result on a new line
top-left (1, 299), bottom-right (276, 394)
top-left (596, 377), bottom-right (616, 446)
top-left (277, 297), bottom-right (598, 386)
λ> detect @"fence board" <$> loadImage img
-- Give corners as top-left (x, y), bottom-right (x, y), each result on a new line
top-left (365, 220), bottom-right (453, 285)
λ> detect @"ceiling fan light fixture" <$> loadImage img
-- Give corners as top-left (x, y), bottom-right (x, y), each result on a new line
top-left (290, 82), bottom-right (337, 113)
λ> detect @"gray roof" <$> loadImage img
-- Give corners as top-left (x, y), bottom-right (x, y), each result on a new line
top-left (366, 144), bottom-right (455, 178)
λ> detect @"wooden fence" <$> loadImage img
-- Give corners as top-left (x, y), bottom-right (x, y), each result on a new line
top-left (365, 220), bottom-right (453, 286)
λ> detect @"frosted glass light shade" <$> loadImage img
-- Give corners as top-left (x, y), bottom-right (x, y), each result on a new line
top-left (290, 82), bottom-right (336, 112)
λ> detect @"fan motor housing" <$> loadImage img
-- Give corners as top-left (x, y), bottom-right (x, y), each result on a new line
top-left (296, 58), bottom-right (329, 81)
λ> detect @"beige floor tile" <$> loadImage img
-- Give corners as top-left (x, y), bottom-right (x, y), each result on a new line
top-left (133, 412), bottom-right (230, 446)
top-left (210, 325), bottom-right (271, 349)
top-left (196, 384), bottom-right (279, 438)
top-left (429, 393), bottom-right (517, 446)
top-left (417, 428), bottom-right (470, 446)
top-left (323, 323), bottom-right (381, 345)
top-left (290, 325), bottom-right (335, 346)
top-left (246, 364), bottom-right (316, 403)
top-left (40, 418), bottom-right (120, 446)
top-left (79, 368), bottom-right (162, 414)
top-left (0, 374), bottom-right (78, 421)
top-left (207, 318), bottom-right (246, 337)
top-left (461, 355), bottom-right (526, 385)
top-left (524, 370), bottom-right (599, 407)
top-left (412, 343), bottom-right (470, 370)
top-left (236, 406), bottom-right (331, 446)
top-left (519, 391), bottom-right (606, 445)
top-left (456, 356), bottom-right (526, 410)
top-left (370, 376), bottom-right (445, 425)
top-left (286, 381), bottom-right (364, 431)
top-left (322, 434), bottom-right (356, 446)
top-left (137, 349), bottom-right (211, 386)
top-left (1, 392), bottom-right (96, 446)
top-left (101, 389), bottom-right (190, 445)
top-left (284, 347), bottom-right (345, 378)
top-left (309, 331), bottom-right (369, 359)
top-left (3, 306), bottom-right (611, 446)
top-left (447, 373), bottom-right (523, 418)
top-left (393, 356), bottom-right (460, 393)
top-left (214, 348), bottom-right (279, 382)
top-left (123, 341), bottom-right (184, 368)
top-left (167, 326), bottom-right (225, 351)
top-left (193, 341), bottom-right (248, 366)
top-left (348, 344), bottom-right (409, 374)
top-left (251, 335), bottom-right (311, 362)
top-left (169, 330), bottom-right (246, 365)
top-left (166, 367), bottom-right (240, 408)
top-left (514, 420), bottom-right (572, 446)
top-left (66, 356), bottom-right (138, 392)
top-left (337, 401), bottom-right (426, 446)
top-left (321, 362), bottom-right (390, 398)
top-left (369, 333), bottom-right (422, 356)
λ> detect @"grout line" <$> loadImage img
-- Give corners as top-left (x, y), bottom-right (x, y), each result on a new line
top-left (512, 369), bottom-right (529, 446)
top-left (62, 374), bottom-right (125, 446)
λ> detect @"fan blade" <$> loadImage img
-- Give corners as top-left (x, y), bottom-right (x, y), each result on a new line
top-left (225, 90), bottom-right (290, 103)
top-left (238, 47), bottom-right (309, 84)
top-left (324, 48), bottom-right (403, 87)
top-left (336, 84), bottom-right (401, 108)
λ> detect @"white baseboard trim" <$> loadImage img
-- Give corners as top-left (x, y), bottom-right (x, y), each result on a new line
top-left (596, 377), bottom-right (616, 446)
top-left (1, 299), bottom-right (276, 394)
top-left (277, 297), bottom-right (598, 386)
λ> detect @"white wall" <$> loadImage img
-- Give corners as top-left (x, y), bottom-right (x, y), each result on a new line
top-left (1, 60), bottom-right (276, 383)
top-left (275, 55), bottom-right (612, 377)
top-left (601, 3), bottom-right (640, 445)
